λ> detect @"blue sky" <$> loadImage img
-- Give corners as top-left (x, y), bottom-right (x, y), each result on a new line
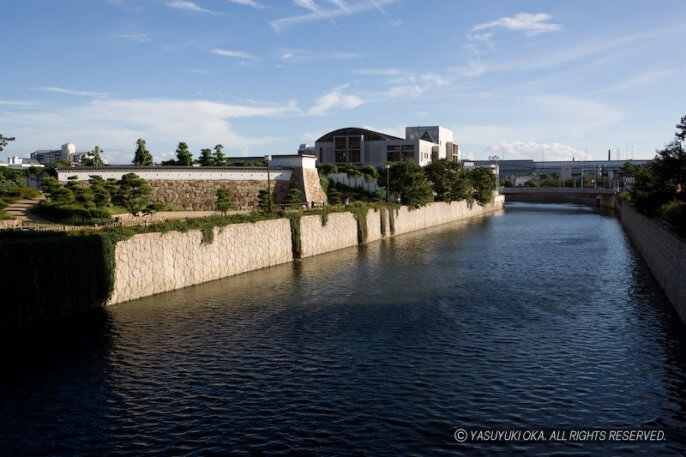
top-left (1, 0), bottom-right (685, 164)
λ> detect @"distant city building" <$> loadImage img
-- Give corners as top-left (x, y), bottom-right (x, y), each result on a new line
top-left (464, 159), bottom-right (650, 180)
top-left (0, 156), bottom-right (44, 169)
top-left (30, 142), bottom-right (93, 165)
top-left (314, 126), bottom-right (460, 167)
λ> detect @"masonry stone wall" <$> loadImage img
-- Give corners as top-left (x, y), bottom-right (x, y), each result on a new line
top-left (108, 218), bottom-right (293, 304)
top-left (149, 180), bottom-right (290, 211)
top-left (299, 212), bottom-right (358, 258)
top-left (108, 196), bottom-right (505, 305)
top-left (618, 201), bottom-right (686, 326)
top-left (392, 195), bottom-right (505, 235)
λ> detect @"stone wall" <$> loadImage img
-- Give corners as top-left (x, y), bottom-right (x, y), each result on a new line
top-left (393, 196), bottom-right (505, 235)
top-left (108, 196), bottom-right (505, 305)
top-left (299, 212), bottom-right (358, 258)
top-left (109, 218), bottom-right (293, 304)
top-left (618, 201), bottom-right (686, 326)
top-left (149, 180), bottom-right (290, 211)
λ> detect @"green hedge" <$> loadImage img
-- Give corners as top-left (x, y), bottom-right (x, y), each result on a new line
top-left (0, 231), bottom-right (116, 330)
top-left (33, 204), bottom-right (113, 225)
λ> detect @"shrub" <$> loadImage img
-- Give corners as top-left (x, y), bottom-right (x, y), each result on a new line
top-left (327, 187), bottom-right (342, 205)
top-left (215, 187), bottom-right (235, 215)
top-left (658, 200), bottom-right (686, 235)
top-left (287, 188), bottom-right (302, 208)
top-left (527, 180), bottom-right (540, 188)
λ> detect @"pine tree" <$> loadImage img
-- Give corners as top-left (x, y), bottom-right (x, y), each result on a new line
top-left (132, 138), bottom-right (153, 166)
top-left (213, 144), bottom-right (226, 166)
top-left (215, 187), bottom-right (234, 214)
top-left (0, 133), bottom-right (16, 152)
top-left (175, 142), bottom-right (193, 166)
top-left (200, 148), bottom-right (214, 166)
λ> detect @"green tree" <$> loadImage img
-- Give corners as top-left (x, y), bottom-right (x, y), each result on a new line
top-left (41, 177), bottom-right (75, 206)
top-left (215, 187), bottom-right (234, 214)
top-left (287, 188), bottom-right (302, 208)
top-left (132, 138), bottom-right (153, 166)
top-left (175, 142), bottom-right (193, 166)
top-left (213, 144), bottom-right (226, 166)
top-left (0, 133), bottom-right (16, 152)
top-left (468, 168), bottom-right (497, 204)
top-left (424, 159), bottom-right (466, 201)
top-left (199, 148), bottom-right (214, 166)
top-left (117, 173), bottom-right (151, 215)
top-left (83, 145), bottom-right (105, 166)
top-left (388, 161), bottom-right (433, 207)
top-left (89, 175), bottom-right (111, 207)
top-left (257, 189), bottom-right (273, 212)
top-left (327, 187), bottom-right (342, 205)
top-left (75, 186), bottom-right (96, 209)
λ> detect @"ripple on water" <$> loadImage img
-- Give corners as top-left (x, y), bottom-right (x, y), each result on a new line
top-left (1, 203), bottom-right (686, 456)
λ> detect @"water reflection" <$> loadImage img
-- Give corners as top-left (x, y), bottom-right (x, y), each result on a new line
top-left (1, 203), bottom-right (685, 455)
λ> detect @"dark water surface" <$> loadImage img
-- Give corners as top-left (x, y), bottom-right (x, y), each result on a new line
top-left (2, 203), bottom-right (686, 456)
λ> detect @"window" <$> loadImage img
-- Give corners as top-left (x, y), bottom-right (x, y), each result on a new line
top-left (334, 135), bottom-right (362, 163)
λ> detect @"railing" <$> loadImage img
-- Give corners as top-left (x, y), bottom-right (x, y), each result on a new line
top-left (500, 187), bottom-right (617, 194)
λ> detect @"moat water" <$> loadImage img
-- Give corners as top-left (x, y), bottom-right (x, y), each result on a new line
top-left (2, 203), bottom-right (686, 456)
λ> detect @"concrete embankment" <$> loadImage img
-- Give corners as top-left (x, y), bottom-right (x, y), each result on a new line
top-left (617, 200), bottom-right (686, 326)
top-left (109, 196), bottom-right (504, 304)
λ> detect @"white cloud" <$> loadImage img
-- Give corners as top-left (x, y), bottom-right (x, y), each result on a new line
top-left (593, 68), bottom-right (686, 94)
top-left (33, 86), bottom-right (110, 98)
top-left (487, 140), bottom-right (585, 161)
top-left (308, 84), bottom-right (364, 115)
top-left (278, 48), bottom-right (361, 63)
top-left (472, 12), bottom-right (561, 36)
top-left (117, 33), bottom-right (152, 42)
top-left (382, 72), bottom-right (449, 98)
top-left (165, 1), bottom-right (212, 13)
top-left (533, 95), bottom-right (623, 136)
top-left (226, 0), bottom-right (264, 8)
top-left (271, 0), bottom-right (397, 31)
top-left (212, 48), bottom-right (260, 60)
top-left (354, 68), bottom-right (405, 76)
top-left (0, 98), bottom-right (299, 162)
top-left (454, 59), bottom-right (485, 78)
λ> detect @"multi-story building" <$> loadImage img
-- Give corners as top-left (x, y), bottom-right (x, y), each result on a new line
top-left (314, 125), bottom-right (460, 168)
top-left (30, 143), bottom-right (92, 165)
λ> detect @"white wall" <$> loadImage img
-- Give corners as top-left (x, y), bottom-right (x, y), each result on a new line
top-left (57, 167), bottom-right (293, 182)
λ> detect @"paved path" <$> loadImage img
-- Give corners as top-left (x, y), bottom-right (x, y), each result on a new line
top-left (4, 197), bottom-right (51, 224)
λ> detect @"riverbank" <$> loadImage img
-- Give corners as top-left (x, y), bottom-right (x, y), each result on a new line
top-left (0, 196), bottom-right (504, 329)
top-left (617, 199), bottom-right (686, 326)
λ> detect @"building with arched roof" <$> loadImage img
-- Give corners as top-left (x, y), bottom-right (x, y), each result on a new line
top-left (313, 125), bottom-right (459, 168)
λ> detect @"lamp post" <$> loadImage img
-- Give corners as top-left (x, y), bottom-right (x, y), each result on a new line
top-left (488, 155), bottom-right (500, 188)
top-left (264, 154), bottom-right (272, 212)
top-left (385, 163), bottom-right (391, 202)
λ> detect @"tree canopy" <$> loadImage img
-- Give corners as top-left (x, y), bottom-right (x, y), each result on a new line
top-left (387, 161), bottom-right (433, 207)
top-left (0, 133), bottom-right (15, 152)
top-left (132, 138), bottom-right (153, 166)
top-left (175, 142), bottom-right (193, 166)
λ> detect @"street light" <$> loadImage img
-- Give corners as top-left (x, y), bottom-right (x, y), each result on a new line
top-left (264, 154), bottom-right (272, 212)
top-left (385, 163), bottom-right (391, 202)
top-left (488, 155), bottom-right (500, 188)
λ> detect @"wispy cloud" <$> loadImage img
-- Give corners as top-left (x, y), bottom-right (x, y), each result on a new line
top-left (488, 140), bottom-right (584, 161)
top-left (278, 48), bottom-right (361, 63)
top-left (212, 48), bottom-right (261, 61)
top-left (593, 68), bottom-right (686, 94)
top-left (165, 1), bottom-right (212, 13)
top-left (271, 0), bottom-right (397, 32)
top-left (226, 0), bottom-right (265, 9)
top-left (354, 68), bottom-right (405, 76)
top-left (472, 12), bottom-right (561, 36)
top-left (0, 98), bottom-right (299, 162)
top-left (117, 33), bottom-right (152, 42)
top-left (382, 72), bottom-right (449, 98)
top-left (33, 86), bottom-right (110, 98)
top-left (308, 84), bottom-right (364, 115)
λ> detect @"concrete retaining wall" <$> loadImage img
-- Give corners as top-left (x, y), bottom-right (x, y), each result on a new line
top-left (618, 201), bottom-right (686, 326)
top-left (108, 196), bottom-right (505, 305)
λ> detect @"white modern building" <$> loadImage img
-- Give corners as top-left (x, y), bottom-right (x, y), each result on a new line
top-left (0, 156), bottom-right (44, 169)
top-left (314, 126), bottom-right (460, 167)
top-left (30, 143), bottom-right (92, 165)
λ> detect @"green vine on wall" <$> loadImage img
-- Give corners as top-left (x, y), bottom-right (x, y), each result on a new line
top-left (349, 203), bottom-right (368, 244)
top-left (288, 214), bottom-right (302, 259)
